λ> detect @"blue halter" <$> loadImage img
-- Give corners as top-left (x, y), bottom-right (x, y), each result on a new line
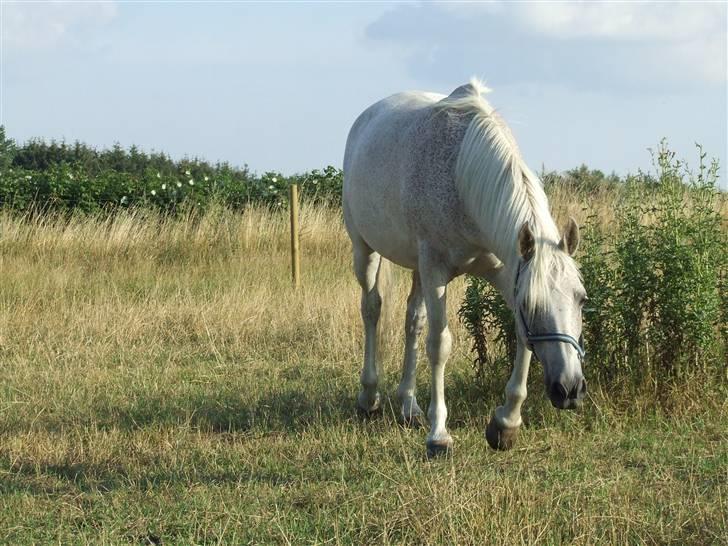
top-left (514, 263), bottom-right (585, 361)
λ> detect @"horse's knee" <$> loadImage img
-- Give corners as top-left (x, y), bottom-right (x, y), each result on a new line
top-left (426, 325), bottom-right (452, 363)
top-left (361, 290), bottom-right (382, 322)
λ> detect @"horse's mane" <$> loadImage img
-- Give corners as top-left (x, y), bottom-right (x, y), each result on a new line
top-left (438, 78), bottom-right (578, 317)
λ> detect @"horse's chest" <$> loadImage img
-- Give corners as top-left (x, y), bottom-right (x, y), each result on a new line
top-left (403, 180), bottom-right (484, 268)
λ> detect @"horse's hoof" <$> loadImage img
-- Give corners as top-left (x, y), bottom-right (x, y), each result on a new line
top-left (485, 415), bottom-right (519, 451)
top-left (357, 392), bottom-right (381, 418)
top-left (398, 412), bottom-right (427, 429)
top-left (425, 438), bottom-right (453, 459)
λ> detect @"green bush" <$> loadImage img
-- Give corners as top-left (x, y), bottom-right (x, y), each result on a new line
top-left (0, 128), bottom-right (343, 214)
top-left (460, 143), bottom-right (726, 389)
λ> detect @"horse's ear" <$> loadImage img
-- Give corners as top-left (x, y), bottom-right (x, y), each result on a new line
top-left (559, 217), bottom-right (580, 256)
top-left (518, 222), bottom-right (535, 261)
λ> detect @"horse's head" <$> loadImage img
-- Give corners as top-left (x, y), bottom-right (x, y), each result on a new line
top-left (517, 218), bottom-right (587, 410)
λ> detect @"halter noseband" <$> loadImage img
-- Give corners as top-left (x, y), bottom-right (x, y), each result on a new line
top-left (514, 263), bottom-right (585, 361)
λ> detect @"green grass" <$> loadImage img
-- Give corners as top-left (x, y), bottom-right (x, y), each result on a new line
top-left (0, 205), bottom-right (726, 544)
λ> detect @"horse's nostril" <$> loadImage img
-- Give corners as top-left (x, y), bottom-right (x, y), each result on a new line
top-left (567, 379), bottom-right (587, 400)
top-left (579, 378), bottom-right (588, 397)
top-left (551, 382), bottom-right (568, 402)
top-left (564, 379), bottom-right (586, 400)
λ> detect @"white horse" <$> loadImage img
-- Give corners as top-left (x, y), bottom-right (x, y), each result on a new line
top-left (343, 79), bottom-right (587, 456)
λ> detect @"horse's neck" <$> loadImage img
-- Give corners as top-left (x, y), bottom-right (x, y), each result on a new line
top-left (485, 250), bottom-right (521, 311)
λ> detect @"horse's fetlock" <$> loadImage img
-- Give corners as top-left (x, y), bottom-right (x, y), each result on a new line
top-left (506, 385), bottom-right (527, 404)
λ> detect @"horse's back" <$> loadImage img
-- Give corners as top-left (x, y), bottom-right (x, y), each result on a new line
top-left (343, 91), bottom-right (445, 268)
top-left (344, 91), bottom-right (443, 168)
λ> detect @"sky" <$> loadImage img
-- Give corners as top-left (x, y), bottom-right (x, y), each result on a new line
top-left (2, 1), bottom-right (726, 185)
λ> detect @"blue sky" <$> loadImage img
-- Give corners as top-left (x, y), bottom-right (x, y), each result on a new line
top-left (2, 1), bottom-right (726, 184)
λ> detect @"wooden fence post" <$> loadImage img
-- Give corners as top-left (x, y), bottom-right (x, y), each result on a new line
top-left (289, 184), bottom-right (301, 288)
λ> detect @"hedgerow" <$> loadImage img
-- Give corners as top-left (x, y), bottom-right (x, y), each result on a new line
top-left (0, 127), bottom-right (343, 213)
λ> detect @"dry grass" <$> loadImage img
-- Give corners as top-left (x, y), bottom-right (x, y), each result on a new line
top-left (0, 196), bottom-right (726, 544)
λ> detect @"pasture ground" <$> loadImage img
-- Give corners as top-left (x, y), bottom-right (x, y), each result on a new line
top-left (0, 204), bottom-right (726, 544)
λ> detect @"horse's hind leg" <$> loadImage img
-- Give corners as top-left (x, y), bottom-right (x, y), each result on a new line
top-left (396, 271), bottom-right (426, 427)
top-left (352, 238), bottom-right (383, 414)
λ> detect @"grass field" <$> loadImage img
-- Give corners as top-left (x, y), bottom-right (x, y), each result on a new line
top-left (0, 203), bottom-right (726, 544)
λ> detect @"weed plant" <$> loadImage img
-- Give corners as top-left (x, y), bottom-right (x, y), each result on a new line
top-left (460, 143), bottom-right (727, 392)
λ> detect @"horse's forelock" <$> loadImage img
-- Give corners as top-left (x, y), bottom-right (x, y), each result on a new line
top-left (518, 245), bottom-right (581, 320)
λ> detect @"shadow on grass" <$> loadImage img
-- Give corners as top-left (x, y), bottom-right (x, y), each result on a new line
top-left (0, 459), bottom-right (127, 496)
top-left (0, 363), bottom-right (608, 497)
top-left (85, 365), bottom-right (523, 434)
top-left (0, 454), bottom-right (303, 496)
top-left (88, 385), bottom-right (363, 433)
top-left (2, 359), bottom-right (561, 436)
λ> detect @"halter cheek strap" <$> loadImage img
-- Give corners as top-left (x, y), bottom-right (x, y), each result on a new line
top-left (514, 264), bottom-right (586, 361)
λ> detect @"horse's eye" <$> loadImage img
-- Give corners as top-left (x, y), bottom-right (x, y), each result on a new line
top-left (579, 295), bottom-right (589, 306)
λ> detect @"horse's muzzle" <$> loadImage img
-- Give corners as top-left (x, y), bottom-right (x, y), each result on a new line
top-left (548, 378), bottom-right (587, 410)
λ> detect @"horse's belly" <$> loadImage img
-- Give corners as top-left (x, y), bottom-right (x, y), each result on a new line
top-left (344, 180), bottom-right (419, 269)
top-left (357, 224), bottom-right (418, 270)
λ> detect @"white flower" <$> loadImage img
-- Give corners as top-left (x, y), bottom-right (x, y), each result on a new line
top-left (157, 172), bottom-right (161, 179)
top-left (312, 180), bottom-right (318, 185)
top-left (185, 170), bottom-right (190, 176)
top-left (151, 190), bottom-right (156, 196)
top-left (188, 179), bottom-right (194, 186)
top-left (161, 183), bottom-right (167, 190)
top-left (67, 173), bottom-right (74, 179)
top-left (25, 175), bottom-right (32, 180)
top-left (268, 185), bottom-right (274, 190)
top-left (176, 182), bottom-right (182, 188)
top-left (120, 196), bottom-right (128, 204)
top-left (271, 177), bottom-right (277, 183)
top-left (204, 175), bottom-right (209, 181)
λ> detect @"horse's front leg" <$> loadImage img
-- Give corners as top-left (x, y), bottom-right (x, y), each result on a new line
top-left (486, 340), bottom-right (532, 450)
top-left (419, 258), bottom-right (453, 457)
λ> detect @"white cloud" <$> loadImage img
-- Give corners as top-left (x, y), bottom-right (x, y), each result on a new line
top-left (511, 3), bottom-right (723, 42)
top-left (2, 2), bottom-right (118, 50)
top-left (366, 2), bottom-right (727, 90)
top-left (510, 3), bottom-right (726, 84)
